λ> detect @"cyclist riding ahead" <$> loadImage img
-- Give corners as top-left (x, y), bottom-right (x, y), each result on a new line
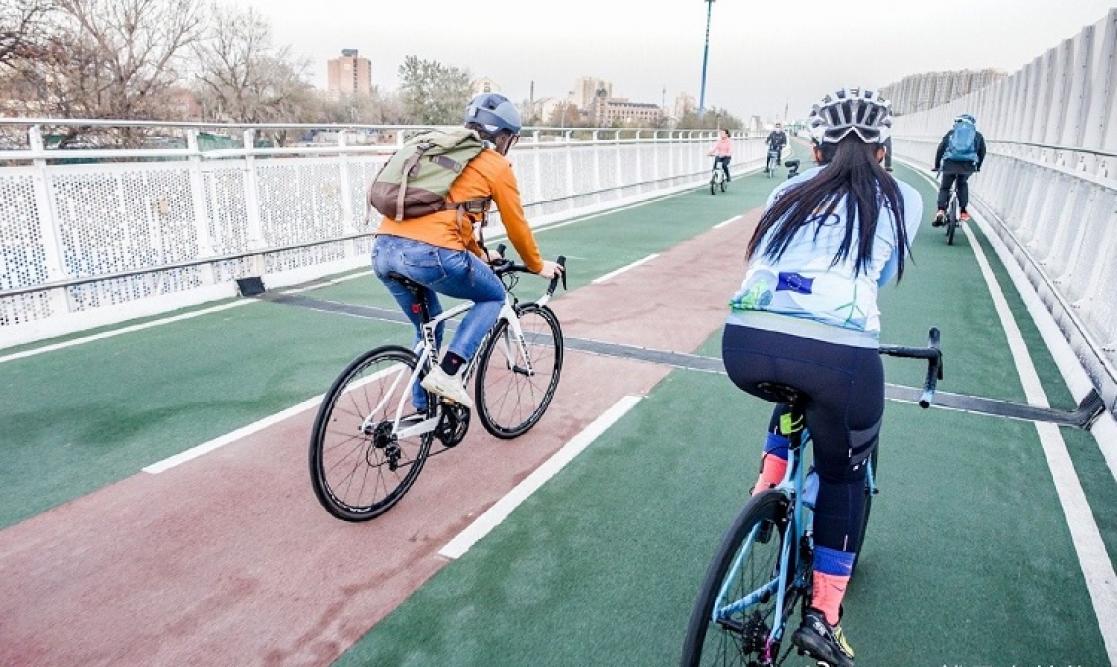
top-left (765, 122), bottom-right (788, 173)
top-left (933, 113), bottom-right (985, 226)
top-left (722, 88), bottom-right (922, 666)
top-left (371, 93), bottom-right (563, 411)
top-left (708, 128), bottom-right (733, 182)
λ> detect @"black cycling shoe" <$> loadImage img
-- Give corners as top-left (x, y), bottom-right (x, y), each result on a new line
top-left (931, 210), bottom-right (946, 228)
top-left (792, 608), bottom-right (855, 667)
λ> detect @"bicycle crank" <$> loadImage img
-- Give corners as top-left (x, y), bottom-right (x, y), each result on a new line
top-left (436, 403), bottom-right (470, 447)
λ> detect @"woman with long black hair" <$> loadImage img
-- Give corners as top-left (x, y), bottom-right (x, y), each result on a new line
top-left (722, 88), bottom-right (923, 667)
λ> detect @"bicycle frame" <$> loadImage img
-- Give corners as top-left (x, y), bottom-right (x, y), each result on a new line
top-left (710, 425), bottom-right (880, 651)
top-left (710, 426), bottom-right (812, 649)
top-left (361, 288), bottom-right (557, 442)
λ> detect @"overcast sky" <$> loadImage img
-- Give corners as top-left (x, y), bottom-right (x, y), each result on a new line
top-left (232, 0), bottom-right (1115, 120)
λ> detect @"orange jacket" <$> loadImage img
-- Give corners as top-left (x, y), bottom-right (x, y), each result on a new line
top-left (376, 148), bottom-right (544, 273)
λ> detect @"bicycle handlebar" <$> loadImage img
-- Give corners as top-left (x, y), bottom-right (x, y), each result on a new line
top-left (878, 327), bottom-right (944, 408)
top-left (490, 244), bottom-right (567, 297)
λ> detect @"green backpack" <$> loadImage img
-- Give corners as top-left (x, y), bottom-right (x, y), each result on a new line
top-left (368, 127), bottom-right (489, 221)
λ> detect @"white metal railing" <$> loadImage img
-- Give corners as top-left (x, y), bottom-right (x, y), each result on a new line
top-left (891, 8), bottom-right (1117, 416)
top-left (0, 119), bottom-right (768, 346)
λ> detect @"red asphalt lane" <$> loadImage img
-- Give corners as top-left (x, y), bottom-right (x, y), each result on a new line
top-left (0, 210), bottom-right (759, 666)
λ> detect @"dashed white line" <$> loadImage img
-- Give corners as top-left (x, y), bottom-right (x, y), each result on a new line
top-left (142, 363), bottom-right (408, 474)
top-left (591, 253), bottom-right (660, 284)
top-left (438, 395), bottom-right (642, 560)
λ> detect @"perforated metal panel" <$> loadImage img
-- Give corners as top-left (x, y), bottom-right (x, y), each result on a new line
top-left (0, 172), bottom-right (48, 292)
top-left (203, 166), bottom-right (249, 255)
top-left (255, 159), bottom-right (345, 247)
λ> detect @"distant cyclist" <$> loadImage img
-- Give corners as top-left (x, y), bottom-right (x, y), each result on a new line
top-left (372, 93), bottom-right (563, 410)
top-left (707, 128), bottom-right (733, 182)
top-left (765, 122), bottom-right (788, 172)
top-left (933, 113), bottom-right (986, 225)
top-left (723, 88), bottom-right (922, 667)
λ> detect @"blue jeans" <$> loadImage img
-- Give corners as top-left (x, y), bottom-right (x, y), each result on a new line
top-left (372, 235), bottom-right (506, 409)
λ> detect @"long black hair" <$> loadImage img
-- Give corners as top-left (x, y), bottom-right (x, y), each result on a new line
top-left (747, 136), bottom-right (909, 280)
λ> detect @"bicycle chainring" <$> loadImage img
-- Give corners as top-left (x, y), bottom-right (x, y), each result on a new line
top-left (436, 403), bottom-right (470, 447)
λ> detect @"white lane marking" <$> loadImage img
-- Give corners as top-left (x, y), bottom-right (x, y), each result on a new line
top-left (0, 301), bottom-right (250, 365)
top-left (143, 363), bottom-right (407, 474)
top-left (713, 215), bottom-right (741, 229)
top-left (0, 270), bottom-right (373, 365)
top-left (281, 270), bottom-right (371, 295)
top-left (591, 253), bottom-right (660, 285)
top-left (965, 207), bottom-right (1117, 483)
top-left (966, 216), bottom-right (1117, 662)
top-left (529, 190), bottom-right (695, 237)
top-left (438, 395), bottom-right (642, 560)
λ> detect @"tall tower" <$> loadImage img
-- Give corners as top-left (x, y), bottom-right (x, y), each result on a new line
top-left (698, 0), bottom-right (715, 114)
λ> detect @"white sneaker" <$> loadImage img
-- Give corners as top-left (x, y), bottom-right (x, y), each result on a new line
top-left (420, 366), bottom-right (474, 409)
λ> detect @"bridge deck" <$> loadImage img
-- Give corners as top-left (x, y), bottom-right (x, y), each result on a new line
top-left (1, 150), bottom-right (1114, 665)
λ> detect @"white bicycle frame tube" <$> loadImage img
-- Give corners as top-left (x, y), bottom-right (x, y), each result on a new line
top-left (371, 287), bottom-right (552, 440)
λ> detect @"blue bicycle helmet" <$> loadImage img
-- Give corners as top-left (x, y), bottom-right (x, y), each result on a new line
top-left (464, 93), bottom-right (522, 137)
top-left (954, 113), bottom-right (976, 124)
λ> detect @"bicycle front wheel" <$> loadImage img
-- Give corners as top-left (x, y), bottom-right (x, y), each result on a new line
top-left (309, 345), bottom-right (434, 521)
top-left (681, 490), bottom-right (794, 666)
top-left (474, 304), bottom-right (563, 438)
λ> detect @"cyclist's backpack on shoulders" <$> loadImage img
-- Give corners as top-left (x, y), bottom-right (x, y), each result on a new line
top-left (368, 127), bottom-right (487, 221)
top-left (943, 121), bottom-right (978, 164)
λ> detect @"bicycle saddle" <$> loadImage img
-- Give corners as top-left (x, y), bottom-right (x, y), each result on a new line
top-left (754, 382), bottom-right (806, 406)
top-left (386, 272), bottom-right (422, 292)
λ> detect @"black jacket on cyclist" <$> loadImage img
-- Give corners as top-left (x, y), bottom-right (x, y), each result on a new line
top-left (767, 130), bottom-right (788, 150)
top-left (934, 129), bottom-right (987, 174)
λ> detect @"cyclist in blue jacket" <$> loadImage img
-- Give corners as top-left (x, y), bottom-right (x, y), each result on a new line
top-left (723, 88), bottom-right (923, 667)
top-left (933, 114), bottom-right (986, 225)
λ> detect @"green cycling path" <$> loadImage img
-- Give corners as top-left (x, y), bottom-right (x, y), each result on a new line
top-left (334, 159), bottom-right (1115, 665)
top-left (0, 164), bottom-right (761, 530)
top-left (2, 151), bottom-right (1114, 665)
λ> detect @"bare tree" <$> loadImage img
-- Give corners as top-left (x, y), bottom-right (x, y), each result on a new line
top-left (5, 0), bottom-right (203, 145)
top-left (192, 4), bottom-right (316, 129)
top-left (0, 0), bottom-right (53, 68)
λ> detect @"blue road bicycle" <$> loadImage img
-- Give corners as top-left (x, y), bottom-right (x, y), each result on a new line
top-left (680, 329), bottom-right (943, 666)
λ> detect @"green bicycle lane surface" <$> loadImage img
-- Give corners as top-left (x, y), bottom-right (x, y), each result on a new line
top-left (337, 159), bottom-right (1114, 664)
top-left (337, 373), bottom-right (1108, 666)
top-left (0, 162), bottom-right (776, 531)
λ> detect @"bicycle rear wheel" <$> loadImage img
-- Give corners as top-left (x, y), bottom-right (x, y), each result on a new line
top-left (681, 491), bottom-right (794, 666)
top-left (474, 304), bottom-right (563, 438)
top-left (309, 345), bottom-right (434, 521)
top-left (946, 197), bottom-right (958, 245)
top-left (710, 175), bottom-right (717, 195)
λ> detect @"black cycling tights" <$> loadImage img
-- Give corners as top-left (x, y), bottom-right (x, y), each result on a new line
top-left (722, 324), bottom-right (884, 553)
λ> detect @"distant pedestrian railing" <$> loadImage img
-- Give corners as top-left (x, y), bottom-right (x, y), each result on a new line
top-left (0, 119), bottom-right (768, 346)
top-left (890, 10), bottom-right (1117, 415)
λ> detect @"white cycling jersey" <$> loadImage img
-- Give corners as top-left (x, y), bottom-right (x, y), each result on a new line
top-left (727, 166), bottom-right (923, 345)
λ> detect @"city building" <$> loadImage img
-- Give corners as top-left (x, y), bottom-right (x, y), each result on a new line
top-left (575, 76), bottom-right (613, 110)
top-left (674, 92), bottom-right (697, 121)
top-left (471, 77), bottom-right (500, 96)
top-left (881, 69), bottom-right (1006, 115)
top-left (591, 94), bottom-right (662, 127)
top-left (327, 49), bottom-right (372, 97)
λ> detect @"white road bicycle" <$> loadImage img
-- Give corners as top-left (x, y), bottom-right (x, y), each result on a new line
top-left (309, 248), bottom-right (567, 521)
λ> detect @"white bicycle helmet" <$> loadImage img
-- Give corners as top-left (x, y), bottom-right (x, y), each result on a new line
top-left (808, 88), bottom-right (892, 145)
